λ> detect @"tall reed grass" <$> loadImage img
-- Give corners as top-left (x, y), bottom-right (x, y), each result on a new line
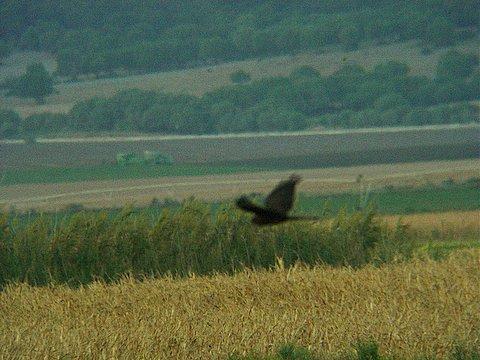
top-left (0, 200), bottom-right (413, 287)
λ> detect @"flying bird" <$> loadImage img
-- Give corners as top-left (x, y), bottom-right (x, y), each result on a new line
top-left (236, 174), bottom-right (318, 225)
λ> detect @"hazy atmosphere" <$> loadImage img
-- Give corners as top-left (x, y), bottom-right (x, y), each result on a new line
top-left (0, 1), bottom-right (479, 359)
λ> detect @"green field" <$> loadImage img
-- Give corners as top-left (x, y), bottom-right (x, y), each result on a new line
top-left (13, 183), bottom-right (479, 220)
top-left (296, 184), bottom-right (480, 216)
top-left (0, 163), bottom-right (268, 186)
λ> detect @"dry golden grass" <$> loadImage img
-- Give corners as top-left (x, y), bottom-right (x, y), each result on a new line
top-left (383, 210), bottom-right (480, 239)
top-left (1, 250), bottom-right (479, 359)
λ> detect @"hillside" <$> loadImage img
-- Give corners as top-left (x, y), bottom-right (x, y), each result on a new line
top-left (0, 1), bottom-right (478, 139)
top-left (1, 39), bottom-right (478, 118)
top-left (2, 1), bottom-right (477, 76)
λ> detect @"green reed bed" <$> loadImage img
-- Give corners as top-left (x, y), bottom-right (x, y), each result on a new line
top-left (0, 200), bottom-right (414, 288)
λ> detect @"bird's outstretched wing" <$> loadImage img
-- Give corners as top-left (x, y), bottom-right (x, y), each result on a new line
top-left (235, 196), bottom-right (276, 218)
top-left (264, 174), bottom-right (301, 215)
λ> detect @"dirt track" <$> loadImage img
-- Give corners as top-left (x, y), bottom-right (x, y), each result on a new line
top-left (1, 159), bottom-right (478, 211)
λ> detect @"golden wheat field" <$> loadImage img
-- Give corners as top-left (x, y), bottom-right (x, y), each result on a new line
top-left (384, 210), bottom-right (480, 240)
top-left (1, 250), bottom-right (479, 359)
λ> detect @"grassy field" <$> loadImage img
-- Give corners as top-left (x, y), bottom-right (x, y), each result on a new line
top-left (2, 27), bottom-right (479, 360)
top-left (1, 39), bottom-right (479, 117)
top-left (0, 163), bottom-right (266, 186)
top-left (1, 250), bottom-right (478, 359)
top-left (4, 178), bottom-right (479, 218)
top-left (384, 210), bottom-right (479, 246)
top-left (297, 183), bottom-right (480, 216)
top-left (1, 151), bottom-right (478, 187)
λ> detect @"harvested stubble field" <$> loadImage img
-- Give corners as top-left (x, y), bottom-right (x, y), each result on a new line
top-left (1, 250), bottom-right (479, 359)
top-left (1, 39), bottom-right (478, 117)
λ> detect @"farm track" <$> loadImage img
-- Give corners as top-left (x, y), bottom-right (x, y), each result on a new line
top-left (1, 159), bottom-right (478, 211)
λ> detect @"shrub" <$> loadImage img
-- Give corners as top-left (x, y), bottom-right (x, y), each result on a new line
top-left (354, 340), bottom-right (383, 360)
top-left (422, 16), bottom-right (455, 47)
top-left (5, 63), bottom-right (54, 103)
top-left (230, 70), bottom-right (251, 84)
top-left (436, 50), bottom-right (479, 80)
top-left (0, 109), bottom-right (21, 139)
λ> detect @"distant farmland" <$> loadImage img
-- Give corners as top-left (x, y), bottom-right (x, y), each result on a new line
top-left (1, 124), bottom-right (478, 170)
top-left (2, 158), bottom-right (478, 211)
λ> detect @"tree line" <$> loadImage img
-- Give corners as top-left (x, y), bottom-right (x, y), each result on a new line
top-left (0, 52), bottom-right (478, 139)
top-left (0, 0), bottom-right (478, 76)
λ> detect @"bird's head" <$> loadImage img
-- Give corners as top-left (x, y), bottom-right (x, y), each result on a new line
top-left (289, 174), bottom-right (302, 184)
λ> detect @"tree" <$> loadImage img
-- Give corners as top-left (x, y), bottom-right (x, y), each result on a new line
top-left (399, 75), bottom-right (436, 106)
top-left (373, 93), bottom-right (408, 111)
top-left (254, 99), bottom-right (307, 131)
top-left (338, 25), bottom-right (362, 50)
top-left (0, 39), bottom-right (11, 59)
top-left (112, 89), bottom-right (158, 131)
top-left (6, 63), bottom-right (54, 104)
top-left (422, 17), bottom-right (455, 48)
top-left (0, 109), bottom-right (21, 139)
top-left (434, 79), bottom-right (469, 103)
top-left (230, 70), bottom-right (251, 84)
top-left (22, 113), bottom-right (69, 137)
top-left (326, 64), bottom-right (367, 102)
top-left (404, 108), bottom-right (431, 125)
top-left (199, 36), bottom-right (232, 61)
top-left (436, 50), bottom-right (479, 80)
top-left (69, 97), bottom-right (119, 131)
top-left (289, 78), bottom-right (330, 115)
top-left (466, 70), bottom-right (480, 99)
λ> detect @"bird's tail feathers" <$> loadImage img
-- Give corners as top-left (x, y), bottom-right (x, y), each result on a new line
top-left (236, 196), bottom-right (264, 214)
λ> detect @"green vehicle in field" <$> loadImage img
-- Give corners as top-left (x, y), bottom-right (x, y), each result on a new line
top-left (116, 151), bottom-right (174, 165)
top-left (143, 150), bottom-right (174, 165)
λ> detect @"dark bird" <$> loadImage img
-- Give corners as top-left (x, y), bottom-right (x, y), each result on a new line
top-left (236, 174), bottom-right (319, 225)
